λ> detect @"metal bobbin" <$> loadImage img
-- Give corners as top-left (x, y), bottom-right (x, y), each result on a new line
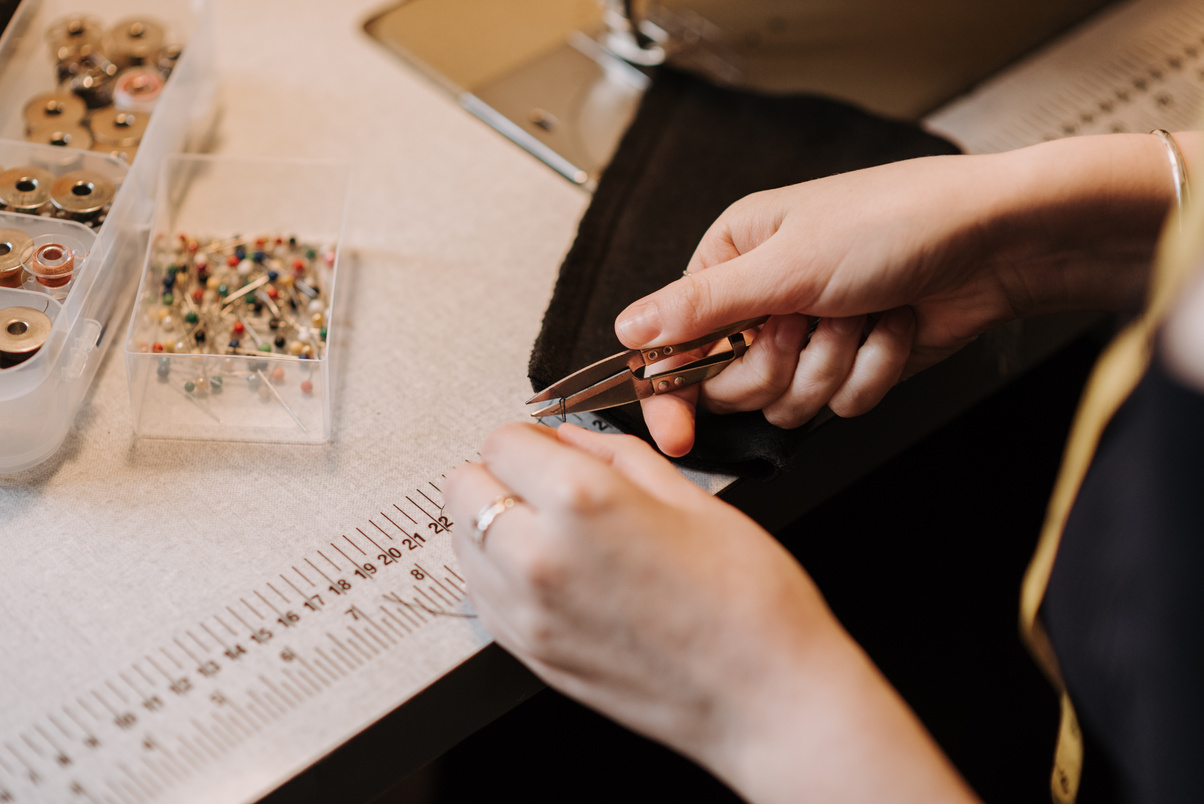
top-left (46, 14), bottom-right (104, 54)
top-left (90, 142), bottom-right (137, 164)
top-left (23, 92), bottom-right (87, 134)
top-left (0, 166), bottom-right (54, 213)
top-left (50, 170), bottom-right (115, 220)
top-left (68, 52), bottom-right (120, 109)
top-left (103, 18), bottom-right (166, 69)
top-left (27, 124), bottom-right (93, 152)
top-left (0, 229), bottom-right (34, 289)
top-left (0, 306), bottom-right (53, 368)
top-left (25, 241), bottom-right (76, 289)
top-left (157, 43), bottom-right (183, 76)
top-left (46, 14), bottom-right (104, 71)
top-left (90, 107), bottom-right (149, 147)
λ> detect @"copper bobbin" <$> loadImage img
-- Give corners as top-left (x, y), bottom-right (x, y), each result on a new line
top-left (113, 67), bottom-right (165, 113)
top-left (26, 242), bottom-right (76, 288)
top-left (27, 124), bottom-right (94, 151)
top-left (103, 18), bottom-right (166, 69)
top-left (89, 107), bottom-right (149, 147)
top-left (50, 171), bottom-right (115, 219)
top-left (22, 92), bottom-right (87, 134)
top-left (0, 166), bottom-right (54, 213)
top-left (0, 229), bottom-right (34, 288)
top-left (0, 306), bottom-right (53, 368)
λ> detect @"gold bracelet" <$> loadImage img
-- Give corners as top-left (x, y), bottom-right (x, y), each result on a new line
top-left (1152, 129), bottom-right (1191, 230)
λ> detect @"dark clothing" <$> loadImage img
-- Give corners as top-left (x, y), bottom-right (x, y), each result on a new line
top-left (1044, 352), bottom-right (1204, 804)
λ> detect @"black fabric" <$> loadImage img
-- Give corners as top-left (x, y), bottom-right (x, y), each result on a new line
top-left (1043, 352), bottom-right (1204, 804)
top-left (528, 66), bottom-right (962, 479)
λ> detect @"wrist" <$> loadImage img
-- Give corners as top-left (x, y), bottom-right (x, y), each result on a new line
top-left (706, 618), bottom-right (978, 804)
top-left (978, 132), bottom-right (1198, 317)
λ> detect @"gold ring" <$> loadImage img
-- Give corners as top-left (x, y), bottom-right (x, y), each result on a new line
top-left (471, 494), bottom-right (523, 548)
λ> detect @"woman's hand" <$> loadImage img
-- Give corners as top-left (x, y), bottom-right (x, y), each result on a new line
top-left (616, 133), bottom-right (1188, 456)
top-left (444, 423), bottom-right (979, 804)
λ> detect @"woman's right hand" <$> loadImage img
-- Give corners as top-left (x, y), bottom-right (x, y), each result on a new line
top-left (616, 132), bottom-right (1185, 456)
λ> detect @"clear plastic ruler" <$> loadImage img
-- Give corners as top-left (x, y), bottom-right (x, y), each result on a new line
top-left (0, 412), bottom-right (622, 804)
top-left (924, 0), bottom-right (1204, 152)
top-left (0, 475), bottom-right (477, 804)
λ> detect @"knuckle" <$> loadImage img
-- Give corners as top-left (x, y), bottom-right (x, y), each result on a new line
top-left (546, 469), bottom-right (615, 517)
top-left (830, 382), bottom-right (880, 418)
top-left (480, 421), bottom-right (530, 461)
top-left (673, 273), bottom-right (717, 325)
top-left (764, 403), bottom-right (813, 430)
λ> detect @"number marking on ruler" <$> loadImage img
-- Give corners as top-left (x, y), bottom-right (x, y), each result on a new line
top-left (0, 477), bottom-right (471, 803)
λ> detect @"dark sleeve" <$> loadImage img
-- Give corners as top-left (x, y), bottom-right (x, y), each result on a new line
top-left (1043, 348), bottom-right (1204, 804)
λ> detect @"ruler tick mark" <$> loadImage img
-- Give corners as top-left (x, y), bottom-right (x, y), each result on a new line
top-left (20, 734), bottom-right (43, 758)
top-left (369, 519), bottom-right (395, 540)
top-left (159, 647), bottom-right (184, 669)
top-left (133, 664), bottom-right (156, 688)
top-left (377, 608), bottom-right (405, 637)
top-left (145, 656), bottom-right (171, 682)
top-left (342, 534), bottom-right (366, 555)
top-left (119, 673), bottom-right (142, 698)
top-left (327, 634), bottom-right (361, 668)
top-left (314, 647), bottom-right (346, 677)
top-left (317, 550), bottom-right (340, 571)
top-left (357, 527), bottom-right (385, 552)
top-left (47, 713), bottom-right (71, 739)
top-left (240, 597), bottom-right (263, 619)
top-left (380, 605), bottom-right (412, 634)
top-left (282, 669), bottom-right (314, 698)
top-left (418, 489), bottom-right (443, 511)
top-left (225, 606), bottom-right (252, 631)
top-left (304, 557), bottom-right (334, 584)
top-left (331, 543), bottom-right (360, 569)
top-left (267, 581), bottom-right (289, 602)
top-left (426, 584), bottom-right (455, 607)
top-left (347, 628), bottom-right (378, 657)
top-left (92, 690), bottom-right (118, 718)
top-left (391, 504), bottom-right (418, 525)
top-left (259, 675), bottom-right (297, 709)
top-left (247, 690), bottom-right (280, 722)
top-left (292, 564), bottom-right (315, 586)
top-left (254, 590), bottom-right (282, 618)
top-left (172, 638), bottom-right (200, 665)
top-left (296, 654), bottom-right (331, 687)
top-left (359, 611), bottom-right (395, 647)
top-left (416, 587), bottom-right (444, 611)
top-left (187, 630), bottom-right (208, 653)
top-left (282, 574), bottom-right (309, 601)
top-left (200, 622), bottom-right (229, 650)
top-left (105, 680), bottom-right (129, 704)
top-left (406, 496), bottom-right (437, 524)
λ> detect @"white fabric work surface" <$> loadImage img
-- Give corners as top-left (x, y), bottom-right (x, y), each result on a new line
top-left (0, 1), bottom-right (593, 801)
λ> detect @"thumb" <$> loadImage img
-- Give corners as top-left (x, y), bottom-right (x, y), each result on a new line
top-left (615, 244), bottom-right (796, 348)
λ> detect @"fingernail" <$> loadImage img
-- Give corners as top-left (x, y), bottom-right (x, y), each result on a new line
top-left (616, 302), bottom-right (661, 346)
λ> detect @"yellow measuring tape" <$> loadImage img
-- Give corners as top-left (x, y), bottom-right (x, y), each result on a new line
top-left (1020, 144), bottom-right (1204, 803)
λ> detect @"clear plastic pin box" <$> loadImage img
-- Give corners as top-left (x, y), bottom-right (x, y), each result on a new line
top-left (0, 0), bottom-right (215, 472)
top-left (125, 155), bottom-right (350, 443)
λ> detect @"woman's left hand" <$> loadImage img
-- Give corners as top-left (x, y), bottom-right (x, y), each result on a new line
top-left (444, 423), bottom-right (978, 804)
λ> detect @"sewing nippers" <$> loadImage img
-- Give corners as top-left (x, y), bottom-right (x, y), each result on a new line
top-left (527, 316), bottom-right (769, 418)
